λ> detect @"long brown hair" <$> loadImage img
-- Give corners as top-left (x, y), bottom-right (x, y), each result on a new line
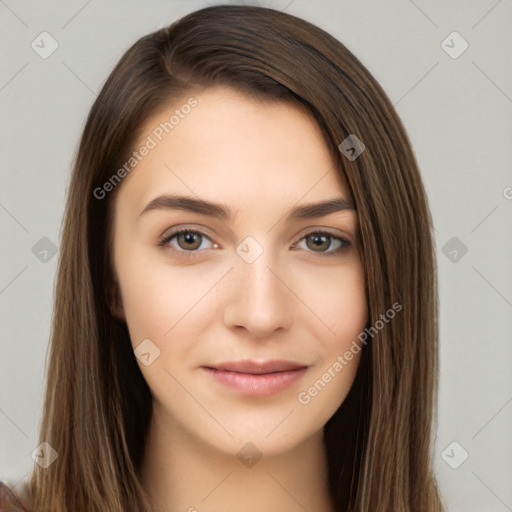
top-left (7, 5), bottom-right (444, 511)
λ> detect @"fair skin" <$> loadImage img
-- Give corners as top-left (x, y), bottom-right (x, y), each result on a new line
top-left (110, 86), bottom-right (368, 512)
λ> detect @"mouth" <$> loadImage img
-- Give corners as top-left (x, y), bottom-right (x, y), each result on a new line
top-left (201, 359), bottom-right (308, 396)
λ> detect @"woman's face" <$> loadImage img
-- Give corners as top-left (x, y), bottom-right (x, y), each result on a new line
top-left (110, 86), bottom-right (368, 457)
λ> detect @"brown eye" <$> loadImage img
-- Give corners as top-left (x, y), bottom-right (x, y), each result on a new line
top-left (159, 229), bottom-right (214, 256)
top-left (306, 233), bottom-right (331, 252)
top-left (176, 231), bottom-right (202, 250)
top-left (293, 231), bottom-right (351, 258)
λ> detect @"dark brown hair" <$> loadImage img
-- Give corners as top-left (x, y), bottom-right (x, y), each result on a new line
top-left (5, 5), bottom-right (444, 511)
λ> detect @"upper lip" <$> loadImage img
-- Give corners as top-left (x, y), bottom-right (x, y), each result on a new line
top-left (204, 359), bottom-right (307, 374)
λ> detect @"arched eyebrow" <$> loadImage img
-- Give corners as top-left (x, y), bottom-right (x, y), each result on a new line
top-left (137, 194), bottom-right (355, 222)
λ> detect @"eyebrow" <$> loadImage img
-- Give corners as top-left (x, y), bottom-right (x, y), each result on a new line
top-left (138, 193), bottom-right (355, 223)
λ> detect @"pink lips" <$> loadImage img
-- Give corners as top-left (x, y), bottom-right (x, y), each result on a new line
top-left (202, 359), bottom-right (308, 396)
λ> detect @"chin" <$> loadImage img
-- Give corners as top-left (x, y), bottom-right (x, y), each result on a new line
top-left (194, 414), bottom-right (321, 461)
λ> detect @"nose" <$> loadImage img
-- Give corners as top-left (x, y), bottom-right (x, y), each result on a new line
top-left (221, 248), bottom-right (294, 339)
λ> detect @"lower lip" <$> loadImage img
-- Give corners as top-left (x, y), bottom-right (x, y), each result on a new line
top-left (202, 367), bottom-right (308, 396)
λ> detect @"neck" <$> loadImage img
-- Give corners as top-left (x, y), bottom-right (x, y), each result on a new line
top-left (140, 406), bottom-right (334, 512)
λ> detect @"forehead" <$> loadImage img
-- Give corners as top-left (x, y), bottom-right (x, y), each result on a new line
top-left (116, 86), bottom-right (351, 217)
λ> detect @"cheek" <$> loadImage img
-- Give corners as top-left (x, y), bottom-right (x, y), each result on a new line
top-left (114, 246), bottom-right (173, 346)
top-left (293, 262), bottom-right (367, 407)
top-left (115, 250), bottom-right (220, 353)
top-left (120, 274), bottom-right (173, 346)
top-left (295, 260), bottom-right (368, 352)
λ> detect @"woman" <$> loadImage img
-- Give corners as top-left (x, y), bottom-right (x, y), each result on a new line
top-left (1, 4), bottom-right (445, 511)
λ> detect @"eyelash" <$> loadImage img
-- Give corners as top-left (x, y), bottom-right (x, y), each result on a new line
top-left (158, 228), bottom-right (351, 259)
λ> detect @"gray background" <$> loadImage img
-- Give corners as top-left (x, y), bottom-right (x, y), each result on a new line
top-left (1, 1), bottom-right (511, 511)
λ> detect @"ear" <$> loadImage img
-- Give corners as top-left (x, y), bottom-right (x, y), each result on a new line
top-left (106, 273), bottom-right (125, 322)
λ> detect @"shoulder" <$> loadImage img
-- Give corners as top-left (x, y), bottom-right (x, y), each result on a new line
top-left (0, 481), bottom-right (30, 511)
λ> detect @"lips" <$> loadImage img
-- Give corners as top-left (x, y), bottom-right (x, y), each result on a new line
top-left (201, 359), bottom-right (308, 396)
top-left (205, 359), bottom-right (307, 374)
